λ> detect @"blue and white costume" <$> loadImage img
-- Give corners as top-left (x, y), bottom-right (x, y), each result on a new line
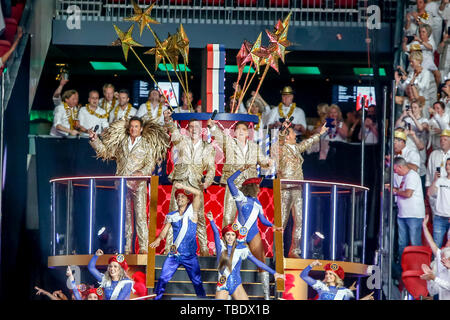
top-left (210, 219), bottom-right (277, 295)
top-left (70, 281), bottom-right (82, 300)
top-left (154, 204), bottom-right (206, 300)
top-left (87, 255), bottom-right (133, 300)
top-left (300, 265), bottom-right (354, 300)
top-left (227, 169), bottom-right (273, 242)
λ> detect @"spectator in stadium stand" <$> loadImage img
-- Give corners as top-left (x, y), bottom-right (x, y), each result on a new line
top-left (108, 89), bottom-right (137, 123)
top-left (0, 25), bottom-right (22, 69)
top-left (437, 31), bottom-right (450, 82)
top-left (358, 105), bottom-right (379, 145)
top-left (404, 0), bottom-right (433, 38)
top-left (77, 90), bottom-right (109, 136)
top-left (420, 215), bottom-right (450, 300)
top-left (319, 104), bottom-right (348, 161)
top-left (396, 51), bottom-right (437, 119)
top-left (50, 88), bottom-right (80, 137)
top-left (428, 101), bottom-right (450, 150)
top-left (392, 157), bottom-right (426, 258)
top-left (439, 79), bottom-right (450, 115)
top-left (425, 0), bottom-right (443, 45)
top-left (98, 83), bottom-right (118, 115)
top-left (395, 98), bottom-right (429, 187)
top-left (136, 88), bottom-right (167, 125)
top-left (174, 91), bottom-right (193, 113)
top-left (427, 157), bottom-right (450, 248)
top-left (402, 24), bottom-right (441, 87)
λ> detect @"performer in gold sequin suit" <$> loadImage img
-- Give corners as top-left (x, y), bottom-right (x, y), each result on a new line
top-left (207, 119), bottom-right (272, 228)
top-left (163, 110), bottom-right (216, 256)
top-left (89, 116), bottom-right (169, 254)
top-left (277, 121), bottom-right (327, 258)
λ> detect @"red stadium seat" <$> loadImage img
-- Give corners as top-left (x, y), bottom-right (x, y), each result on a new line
top-left (401, 246), bottom-right (432, 272)
top-left (169, 0), bottom-right (192, 4)
top-left (2, 18), bottom-right (18, 45)
top-left (334, 0), bottom-right (357, 8)
top-left (270, 0), bottom-right (290, 7)
top-left (235, 0), bottom-right (257, 6)
top-left (202, 0), bottom-right (224, 5)
top-left (11, 3), bottom-right (25, 22)
top-left (402, 270), bottom-right (429, 300)
top-left (301, 0), bottom-right (322, 7)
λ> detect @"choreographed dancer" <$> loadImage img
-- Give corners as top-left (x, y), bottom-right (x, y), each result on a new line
top-left (66, 266), bottom-right (104, 300)
top-left (150, 182), bottom-right (206, 300)
top-left (206, 211), bottom-right (284, 300)
top-left (227, 166), bottom-right (283, 299)
top-left (87, 250), bottom-right (134, 300)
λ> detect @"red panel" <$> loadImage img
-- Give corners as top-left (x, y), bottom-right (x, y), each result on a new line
top-left (235, 0), bottom-right (257, 6)
top-left (401, 246), bottom-right (432, 272)
top-left (2, 18), bottom-right (17, 45)
top-left (202, 0), bottom-right (224, 5)
top-left (334, 0), bottom-right (357, 8)
top-left (301, 0), bottom-right (322, 7)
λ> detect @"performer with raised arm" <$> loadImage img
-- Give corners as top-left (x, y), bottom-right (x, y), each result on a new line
top-left (206, 211), bottom-right (284, 300)
top-left (66, 266), bottom-right (103, 300)
top-left (278, 120), bottom-right (328, 258)
top-left (163, 109), bottom-right (216, 256)
top-left (87, 250), bottom-right (134, 300)
top-left (227, 166), bottom-right (283, 299)
top-left (206, 118), bottom-right (272, 228)
top-left (150, 182), bottom-right (206, 300)
top-left (88, 116), bottom-right (169, 254)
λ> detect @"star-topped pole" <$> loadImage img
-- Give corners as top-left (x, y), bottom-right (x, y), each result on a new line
top-left (124, 0), bottom-right (159, 36)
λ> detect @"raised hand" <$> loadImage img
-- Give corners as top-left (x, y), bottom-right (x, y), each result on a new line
top-left (206, 211), bottom-right (214, 221)
top-left (95, 249), bottom-right (104, 256)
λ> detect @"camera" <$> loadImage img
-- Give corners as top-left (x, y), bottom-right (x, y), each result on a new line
top-left (437, 167), bottom-right (441, 173)
top-left (407, 123), bottom-right (411, 131)
top-left (406, 36), bottom-right (415, 44)
top-left (405, 105), bottom-right (410, 111)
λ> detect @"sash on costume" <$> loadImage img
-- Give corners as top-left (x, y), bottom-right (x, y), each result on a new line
top-left (109, 279), bottom-right (134, 300)
top-left (232, 201), bottom-right (262, 241)
top-left (170, 204), bottom-right (194, 255)
top-left (217, 243), bottom-right (249, 288)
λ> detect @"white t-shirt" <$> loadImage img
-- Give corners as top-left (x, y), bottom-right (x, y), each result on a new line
top-left (434, 176), bottom-right (450, 217)
top-left (426, 149), bottom-right (450, 186)
top-left (109, 105), bottom-right (137, 123)
top-left (266, 103), bottom-right (307, 134)
top-left (404, 116), bottom-right (429, 176)
top-left (396, 169), bottom-right (425, 219)
top-left (78, 106), bottom-right (109, 135)
top-left (136, 102), bottom-right (167, 125)
top-left (50, 104), bottom-right (78, 137)
top-left (98, 97), bottom-right (118, 114)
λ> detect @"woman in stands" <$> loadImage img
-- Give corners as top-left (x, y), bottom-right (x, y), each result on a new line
top-left (87, 249), bottom-right (133, 300)
top-left (206, 211), bottom-right (284, 300)
top-left (226, 166), bottom-right (283, 299)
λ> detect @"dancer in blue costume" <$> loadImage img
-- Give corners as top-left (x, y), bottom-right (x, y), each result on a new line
top-left (150, 182), bottom-right (206, 300)
top-left (206, 211), bottom-right (284, 300)
top-left (66, 266), bottom-right (104, 300)
top-left (87, 250), bottom-right (133, 300)
top-left (227, 165), bottom-right (283, 299)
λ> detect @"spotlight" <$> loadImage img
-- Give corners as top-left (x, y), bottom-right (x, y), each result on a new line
top-left (97, 227), bottom-right (106, 237)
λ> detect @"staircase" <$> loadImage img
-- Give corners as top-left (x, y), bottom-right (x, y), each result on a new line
top-left (153, 255), bottom-right (277, 300)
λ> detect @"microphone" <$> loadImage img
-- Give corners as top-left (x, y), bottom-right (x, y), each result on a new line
top-left (211, 110), bottom-right (218, 120)
top-left (201, 176), bottom-right (207, 194)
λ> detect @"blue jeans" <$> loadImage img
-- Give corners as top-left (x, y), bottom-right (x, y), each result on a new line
top-left (398, 217), bottom-right (423, 258)
top-left (433, 215), bottom-right (450, 249)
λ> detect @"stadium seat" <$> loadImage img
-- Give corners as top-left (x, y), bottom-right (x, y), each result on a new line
top-left (202, 0), bottom-right (225, 5)
top-left (301, 0), bottom-right (322, 7)
top-left (401, 270), bottom-right (429, 300)
top-left (11, 3), bottom-right (25, 22)
top-left (401, 246), bottom-right (432, 272)
top-left (2, 18), bottom-right (18, 45)
top-left (270, 0), bottom-right (290, 7)
top-left (334, 0), bottom-right (357, 8)
top-left (169, 0), bottom-right (192, 4)
top-left (0, 40), bottom-right (11, 58)
top-left (235, 0), bottom-right (257, 6)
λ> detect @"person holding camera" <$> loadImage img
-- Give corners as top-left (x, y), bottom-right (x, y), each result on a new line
top-left (404, 0), bottom-right (433, 37)
top-left (358, 105), bottom-right (379, 145)
top-left (439, 79), bottom-right (450, 112)
top-left (429, 101), bottom-right (450, 150)
top-left (427, 157), bottom-right (450, 248)
top-left (318, 104), bottom-right (348, 161)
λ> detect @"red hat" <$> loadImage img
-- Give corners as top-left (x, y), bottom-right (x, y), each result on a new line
top-left (221, 224), bottom-right (238, 238)
top-left (324, 263), bottom-right (345, 280)
top-left (242, 177), bottom-right (262, 186)
top-left (174, 189), bottom-right (193, 203)
top-left (108, 254), bottom-right (129, 271)
top-left (85, 287), bottom-right (104, 300)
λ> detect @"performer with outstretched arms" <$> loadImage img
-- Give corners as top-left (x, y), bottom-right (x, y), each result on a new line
top-left (278, 120), bottom-right (328, 258)
top-left (89, 116), bottom-right (169, 254)
top-left (150, 182), bottom-right (206, 300)
top-left (206, 211), bottom-right (284, 300)
top-left (227, 166), bottom-right (283, 299)
top-left (163, 109), bottom-right (216, 256)
top-left (87, 250), bottom-right (133, 300)
top-left (66, 266), bottom-right (104, 300)
top-left (206, 118), bottom-right (272, 228)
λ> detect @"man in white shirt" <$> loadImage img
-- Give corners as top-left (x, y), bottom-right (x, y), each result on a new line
top-left (393, 130), bottom-right (421, 187)
top-left (427, 157), bottom-right (450, 248)
top-left (266, 86), bottom-right (307, 136)
top-left (393, 157), bottom-right (426, 257)
top-left (78, 90), bottom-right (109, 136)
top-left (108, 89), bottom-right (137, 123)
top-left (98, 83), bottom-right (118, 115)
top-left (136, 88), bottom-right (167, 125)
top-left (50, 89), bottom-right (81, 137)
top-left (174, 91), bottom-right (193, 113)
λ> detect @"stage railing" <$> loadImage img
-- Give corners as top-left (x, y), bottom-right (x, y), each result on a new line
top-left (54, 0), bottom-right (397, 26)
top-left (273, 178), bottom-right (368, 292)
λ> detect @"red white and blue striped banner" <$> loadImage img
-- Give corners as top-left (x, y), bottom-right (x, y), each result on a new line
top-left (206, 44), bottom-right (225, 113)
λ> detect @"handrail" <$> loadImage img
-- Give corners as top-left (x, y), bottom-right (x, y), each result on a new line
top-left (280, 178), bottom-right (369, 191)
top-left (49, 175), bottom-right (154, 183)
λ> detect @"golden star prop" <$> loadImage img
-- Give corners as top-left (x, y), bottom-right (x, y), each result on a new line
top-left (144, 35), bottom-right (169, 71)
top-left (176, 24), bottom-right (190, 64)
top-left (124, 0), bottom-right (159, 36)
top-left (112, 24), bottom-right (143, 61)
